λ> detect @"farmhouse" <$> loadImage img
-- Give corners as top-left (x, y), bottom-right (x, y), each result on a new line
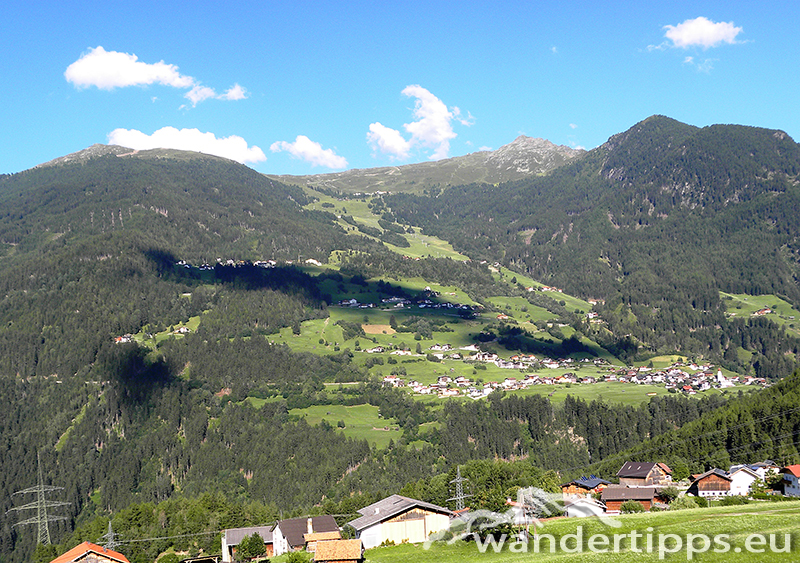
top-left (48, 542), bottom-right (129, 563)
top-left (687, 468), bottom-right (732, 498)
top-left (346, 494), bottom-right (452, 549)
top-left (561, 476), bottom-right (611, 499)
top-left (600, 486), bottom-right (660, 513)
top-left (616, 462), bottom-right (672, 487)
top-left (222, 526), bottom-right (273, 561)
top-left (272, 516), bottom-right (339, 556)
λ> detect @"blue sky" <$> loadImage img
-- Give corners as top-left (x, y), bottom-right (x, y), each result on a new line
top-left (2, 1), bottom-right (798, 175)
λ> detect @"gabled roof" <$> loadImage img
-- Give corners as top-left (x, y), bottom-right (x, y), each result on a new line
top-left (600, 486), bottom-right (659, 501)
top-left (223, 526), bottom-right (273, 546)
top-left (616, 462), bottom-right (669, 478)
top-left (347, 495), bottom-right (452, 532)
top-left (728, 466), bottom-right (760, 479)
top-left (50, 543), bottom-right (129, 563)
top-left (561, 476), bottom-right (611, 490)
top-left (273, 516), bottom-right (338, 548)
top-left (781, 464), bottom-right (800, 478)
top-left (304, 531), bottom-right (341, 543)
top-left (692, 468), bottom-right (732, 483)
top-left (314, 539), bottom-right (363, 562)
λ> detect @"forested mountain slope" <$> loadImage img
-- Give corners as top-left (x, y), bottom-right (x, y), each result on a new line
top-left (385, 116), bottom-right (800, 373)
top-left (1, 119), bottom-right (799, 563)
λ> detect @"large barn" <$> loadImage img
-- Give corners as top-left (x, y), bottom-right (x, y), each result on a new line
top-left (347, 495), bottom-right (452, 549)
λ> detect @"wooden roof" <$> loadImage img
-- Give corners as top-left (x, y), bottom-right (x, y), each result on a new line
top-left (314, 539), bottom-right (363, 561)
top-left (304, 531), bottom-right (341, 543)
top-left (600, 486), bottom-right (659, 501)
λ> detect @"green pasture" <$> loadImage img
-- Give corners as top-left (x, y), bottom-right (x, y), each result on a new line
top-left (364, 501), bottom-right (800, 563)
top-left (721, 292), bottom-right (800, 338)
top-left (389, 230), bottom-right (470, 260)
top-left (515, 380), bottom-right (670, 405)
top-left (288, 403), bottom-right (402, 449)
top-left (492, 265), bottom-right (594, 313)
top-left (134, 313), bottom-right (204, 349)
top-left (488, 296), bottom-right (557, 324)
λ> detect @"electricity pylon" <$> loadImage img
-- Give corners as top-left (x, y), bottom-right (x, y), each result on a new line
top-left (446, 466), bottom-right (472, 511)
top-left (7, 453), bottom-right (70, 545)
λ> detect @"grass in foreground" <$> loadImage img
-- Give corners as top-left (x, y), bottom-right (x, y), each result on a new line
top-left (366, 501), bottom-right (800, 562)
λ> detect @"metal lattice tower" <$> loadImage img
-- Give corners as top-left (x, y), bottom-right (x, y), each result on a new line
top-left (446, 466), bottom-right (472, 511)
top-left (6, 452), bottom-right (69, 545)
top-left (100, 522), bottom-right (120, 551)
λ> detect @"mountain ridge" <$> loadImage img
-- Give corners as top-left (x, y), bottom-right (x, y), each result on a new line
top-left (268, 135), bottom-right (584, 194)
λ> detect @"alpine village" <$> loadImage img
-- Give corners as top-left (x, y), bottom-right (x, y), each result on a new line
top-left (5, 116), bottom-right (800, 563)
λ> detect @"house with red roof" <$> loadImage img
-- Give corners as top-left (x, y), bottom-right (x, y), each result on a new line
top-left (49, 543), bottom-right (129, 563)
top-left (780, 465), bottom-right (800, 497)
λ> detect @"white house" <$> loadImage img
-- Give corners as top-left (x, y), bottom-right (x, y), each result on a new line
top-left (347, 495), bottom-right (452, 549)
top-left (728, 466), bottom-right (760, 496)
top-left (781, 465), bottom-right (800, 497)
top-left (272, 516), bottom-right (338, 556)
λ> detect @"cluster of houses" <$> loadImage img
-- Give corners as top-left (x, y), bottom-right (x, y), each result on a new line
top-left (560, 460), bottom-right (800, 517)
top-left (603, 363), bottom-right (768, 392)
top-left (337, 295), bottom-right (477, 315)
top-left (176, 258), bottom-right (323, 271)
top-left (218, 495), bottom-right (454, 563)
top-left (46, 459), bottom-right (800, 563)
top-left (383, 351), bottom-right (767, 399)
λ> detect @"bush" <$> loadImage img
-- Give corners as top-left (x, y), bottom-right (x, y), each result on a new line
top-left (620, 500), bottom-right (645, 513)
top-left (719, 495), bottom-right (750, 506)
top-left (669, 496), bottom-right (699, 510)
top-left (659, 485), bottom-right (679, 504)
top-left (236, 533), bottom-right (266, 560)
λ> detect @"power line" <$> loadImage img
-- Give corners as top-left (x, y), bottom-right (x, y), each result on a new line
top-left (6, 452), bottom-right (70, 545)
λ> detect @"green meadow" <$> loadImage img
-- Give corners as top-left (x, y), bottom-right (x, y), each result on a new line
top-left (288, 403), bottom-right (401, 449)
top-left (721, 292), bottom-right (800, 338)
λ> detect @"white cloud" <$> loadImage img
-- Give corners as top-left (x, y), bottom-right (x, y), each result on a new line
top-left (270, 135), bottom-right (347, 169)
top-left (367, 85), bottom-right (468, 161)
top-left (663, 17), bottom-right (743, 49)
top-left (107, 127), bottom-right (266, 164)
top-left (367, 122), bottom-right (412, 160)
top-left (65, 46), bottom-right (194, 90)
top-left (184, 84), bottom-right (217, 106)
top-left (569, 123), bottom-right (578, 130)
top-left (402, 84), bottom-right (458, 160)
top-left (66, 46), bottom-right (248, 107)
top-left (220, 83), bottom-right (248, 101)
